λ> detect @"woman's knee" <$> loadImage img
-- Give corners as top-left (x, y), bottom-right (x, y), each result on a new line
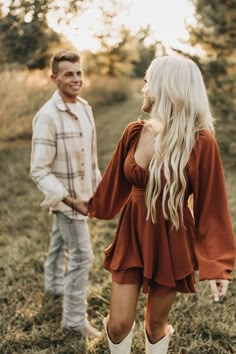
top-left (108, 317), bottom-right (133, 341)
top-left (146, 318), bottom-right (166, 333)
top-left (145, 318), bottom-right (169, 344)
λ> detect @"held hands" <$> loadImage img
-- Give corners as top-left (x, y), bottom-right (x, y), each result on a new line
top-left (72, 199), bottom-right (89, 216)
top-left (209, 279), bottom-right (230, 302)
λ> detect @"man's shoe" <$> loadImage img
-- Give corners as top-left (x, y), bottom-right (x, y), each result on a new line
top-left (63, 321), bottom-right (102, 338)
top-left (80, 322), bottom-right (102, 338)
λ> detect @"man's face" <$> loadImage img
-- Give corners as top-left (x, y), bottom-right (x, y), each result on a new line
top-left (51, 61), bottom-right (83, 102)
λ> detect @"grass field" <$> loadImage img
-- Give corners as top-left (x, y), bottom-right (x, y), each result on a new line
top-left (0, 89), bottom-right (236, 353)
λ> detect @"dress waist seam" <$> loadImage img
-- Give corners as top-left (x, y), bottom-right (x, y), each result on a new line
top-left (131, 186), bottom-right (145, 195)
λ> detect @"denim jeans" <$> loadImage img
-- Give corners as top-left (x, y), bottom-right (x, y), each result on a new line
top-left (44, 212), bottom-right (94, 329)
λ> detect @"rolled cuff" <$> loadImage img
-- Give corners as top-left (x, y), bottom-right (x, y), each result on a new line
top-left (40, 189), bottom-right (69, 208)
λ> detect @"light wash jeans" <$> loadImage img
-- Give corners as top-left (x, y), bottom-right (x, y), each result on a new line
top-left (44, 212), bottom-right (94, 329)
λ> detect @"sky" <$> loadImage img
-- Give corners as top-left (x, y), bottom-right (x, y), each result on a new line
top-left (48, 0), bottom-right (196, 54)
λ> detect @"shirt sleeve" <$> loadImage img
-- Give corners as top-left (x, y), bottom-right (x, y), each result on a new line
top-left (30, 112), bottom-right (69, 208)
top-left (88, 121), bottom-right (142, 219)
top-left (88, 104), bottom-right (102, 190)
top-left (190, 131), bottom-right (236, 281)
top-left (95, 168), bottom-right (102, 186)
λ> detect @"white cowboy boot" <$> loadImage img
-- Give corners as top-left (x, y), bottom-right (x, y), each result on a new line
top-left (145, 325), bottom-right (174, 354)
top-left (103, 316), bottom-right (135, 354)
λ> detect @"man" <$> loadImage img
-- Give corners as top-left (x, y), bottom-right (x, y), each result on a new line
top-left (30, 50), bottom-right (101, 337)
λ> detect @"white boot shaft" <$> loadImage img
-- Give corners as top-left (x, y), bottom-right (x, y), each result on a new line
top-left (145, 325), bottom-right (174, 354)
top-left (103, 316), bottom-right (135, 354)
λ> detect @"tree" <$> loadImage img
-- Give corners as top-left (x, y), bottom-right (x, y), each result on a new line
top-left (83, 23), bottom-right (165, 79)
top-left (131, 26), bottom-right (164, 78)
top-left (80, 0), bottom-right (135, 77)
top-left (0, 0), bottom-right (60, 68)
top-left (187, 0), bottom-right (236, 154)
top-left (83, 27), bottom-right (138, 78)
top-left (0, 0), bottom-right (86, 69)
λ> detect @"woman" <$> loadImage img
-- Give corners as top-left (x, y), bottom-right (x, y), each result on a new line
top-left (73, 56), bottom-right (235, 353)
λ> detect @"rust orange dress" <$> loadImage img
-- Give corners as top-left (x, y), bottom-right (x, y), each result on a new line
top-left (88, 120), bottom-right (236, 294)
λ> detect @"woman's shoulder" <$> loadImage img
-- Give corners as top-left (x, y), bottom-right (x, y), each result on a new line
top-left (195, 129), bottom-right (217, 148)
top-left (122, 118), bottom-right (145, 137)
top-left (194, 129), bottom-right (220, 159)
top-left (118, 118), bottom-right (145, 148)
top-left (197, 129), bottom-right (215, 140)
top-left (126, 118), bottom-right (145, 130)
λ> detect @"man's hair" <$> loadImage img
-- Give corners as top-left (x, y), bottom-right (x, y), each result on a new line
top-left (51, 50), bottom-right (80, 74)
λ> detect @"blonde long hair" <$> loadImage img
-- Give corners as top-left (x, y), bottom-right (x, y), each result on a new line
top-left (145, 56), bottom-right (215, 229)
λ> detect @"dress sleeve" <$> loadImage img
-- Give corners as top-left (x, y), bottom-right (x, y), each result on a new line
top-left (190, 131), bottom-right (236, 281)
top-left (88, 121), bottom-right (143, 219)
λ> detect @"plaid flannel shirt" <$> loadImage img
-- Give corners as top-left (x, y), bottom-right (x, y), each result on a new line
top-left (30, 90), bottom-right (101, 220)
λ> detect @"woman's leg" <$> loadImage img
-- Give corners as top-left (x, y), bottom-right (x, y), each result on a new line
top-left (107, 280), bottom-right (140, 344)
top-left (145, 287), bottom-right (176, 344)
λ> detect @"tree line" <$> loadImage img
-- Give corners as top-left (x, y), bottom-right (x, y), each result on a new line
top-left (0, 0), bottom-right (158, 76)
top-left (0, 0), bottom-right (235, 155)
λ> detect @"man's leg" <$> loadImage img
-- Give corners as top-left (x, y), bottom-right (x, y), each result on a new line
top-left (44, 214), bottom-right (65, 295)
top-left (56, 212), bottom-right (95, 330)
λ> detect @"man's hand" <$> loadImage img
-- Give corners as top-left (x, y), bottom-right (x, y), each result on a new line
top-left (209, 279), bottom-right (230, 302)
top-left (73, 199), bottom-right (88, 216)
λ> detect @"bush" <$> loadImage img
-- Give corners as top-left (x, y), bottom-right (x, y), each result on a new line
top-left (82, 75), bottom-right (133, 107)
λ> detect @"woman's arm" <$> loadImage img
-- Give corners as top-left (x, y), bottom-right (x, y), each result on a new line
top-left (87, 121), bottom-right (143, 219)
top-left (190, 131), bottom-right (236, 298)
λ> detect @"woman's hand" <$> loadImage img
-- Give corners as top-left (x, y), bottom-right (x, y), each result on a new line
top-left (73, 199), bottom-right (88, 216)
top-left (209, 279), bottom-right (230, 302)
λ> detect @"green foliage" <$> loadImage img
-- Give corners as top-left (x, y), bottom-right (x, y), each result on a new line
top-left (187, 1), bottom-right (236, 118)
top-left (186, 0), bottom-right (236, 154)
top-left (82, 30), bottom-right (138, 78)
top-left (131, 26), bottom-right (157, 78)
top-left (69, 1), bottom-right (162, 79)
top-left (0, 0), bottom-right (61, 69)
top-left (0, 0), bottom-right (163, 77)
top-left (83, 25), bottom-right (161, 79)
top-left (189, 0), bottom-right (236, 51)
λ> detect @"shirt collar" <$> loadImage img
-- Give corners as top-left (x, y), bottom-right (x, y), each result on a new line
top-left (52, 90), bottom-right (88, 112)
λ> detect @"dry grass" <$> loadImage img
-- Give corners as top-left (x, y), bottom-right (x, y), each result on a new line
top-left (0, 70), bottom-right (54, 141)
top-left (0, 72), bottom-right (235, 353)
top-left (0, 70), bottom-right (136, 143)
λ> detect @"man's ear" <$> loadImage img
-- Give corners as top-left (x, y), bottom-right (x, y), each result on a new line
top-left (51, 74), bottom-right (57, 84)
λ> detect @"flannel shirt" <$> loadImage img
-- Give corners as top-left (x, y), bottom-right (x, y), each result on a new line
top-left (30, 90), bottom-right (101, 220)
